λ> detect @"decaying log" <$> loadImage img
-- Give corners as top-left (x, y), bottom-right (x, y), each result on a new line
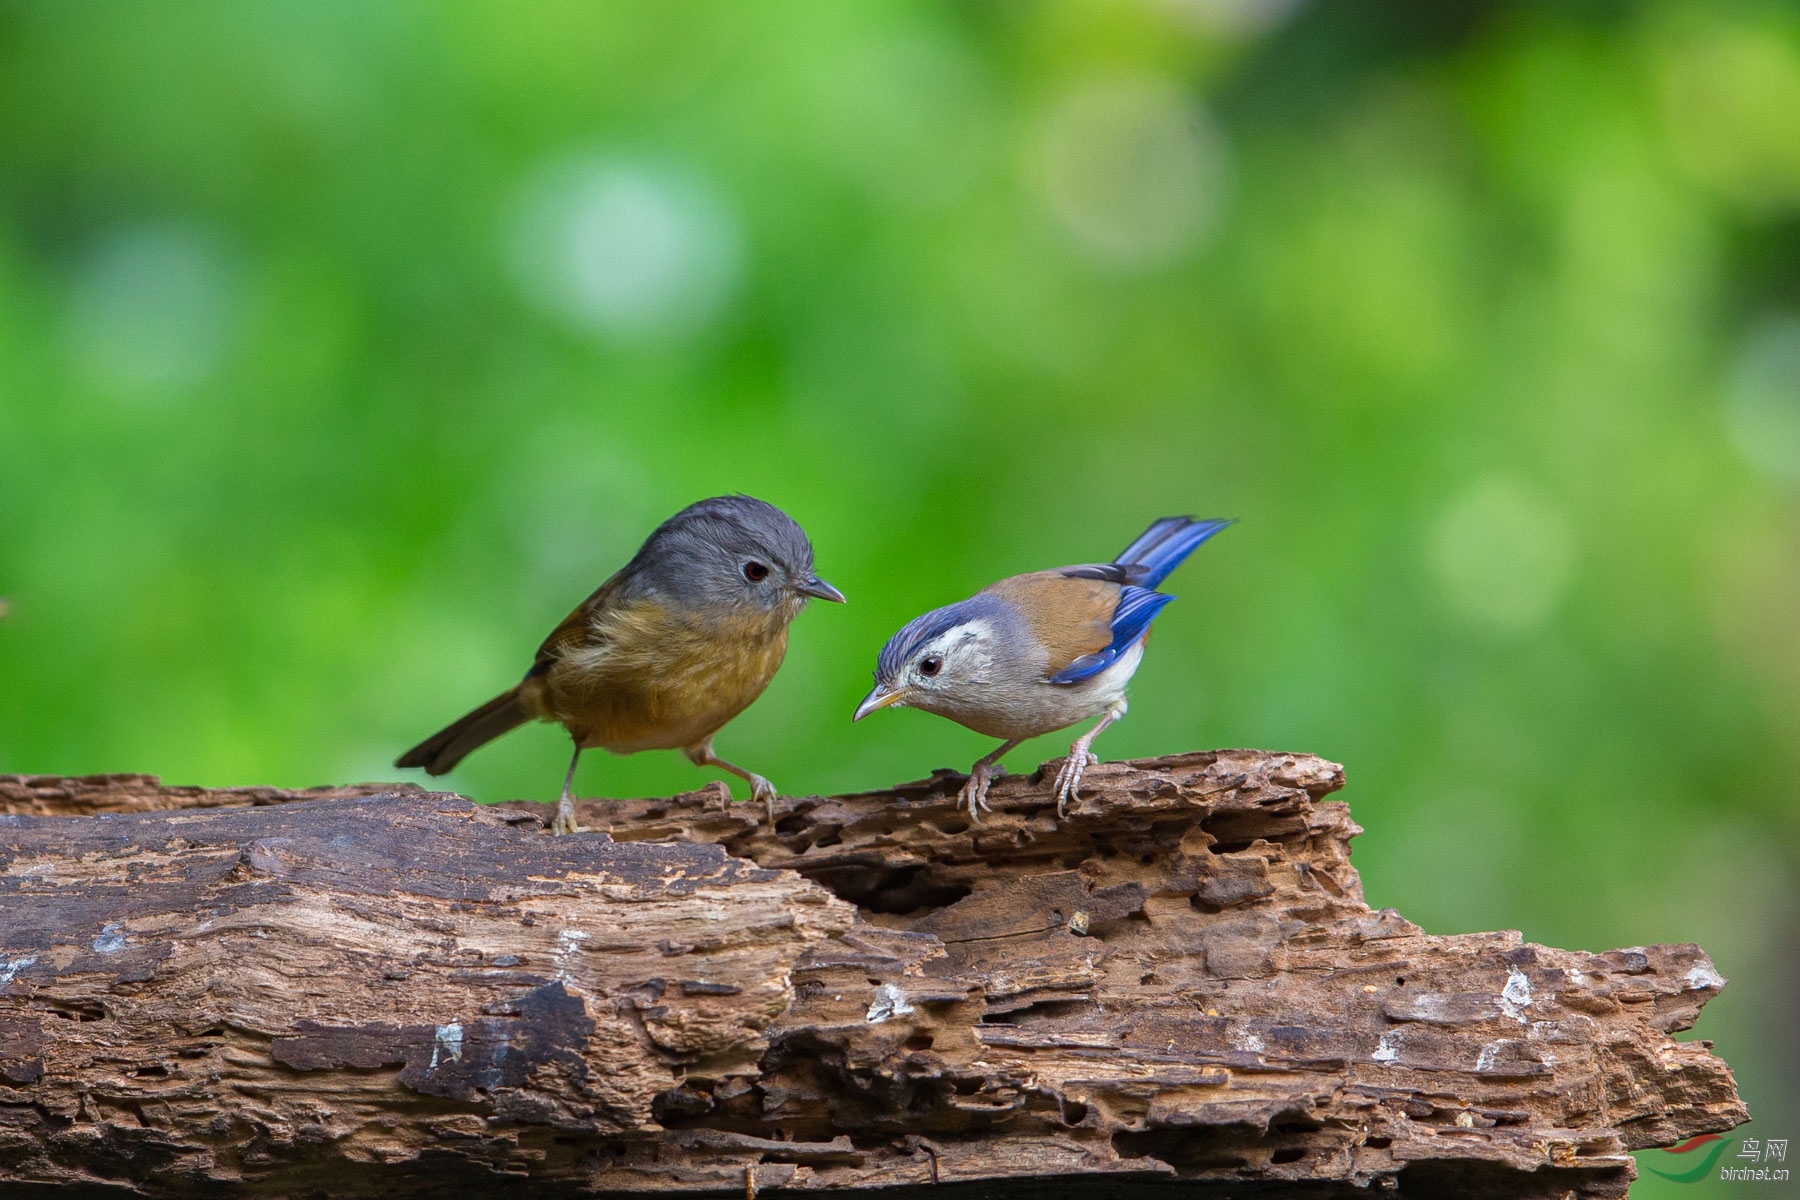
top-left (0, 776), bottom-right (422, 817)
top-left (0, 752), bottom-right (1745, 1198)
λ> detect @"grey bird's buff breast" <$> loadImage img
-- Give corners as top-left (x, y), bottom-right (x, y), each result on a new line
top-left (528, 495), bottom-right (820, 752)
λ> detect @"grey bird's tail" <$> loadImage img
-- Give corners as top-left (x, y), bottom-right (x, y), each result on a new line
top-left (396, 687), bottom-right (530, 776)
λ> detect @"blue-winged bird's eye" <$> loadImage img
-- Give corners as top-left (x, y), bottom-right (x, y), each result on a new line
top-left (919, 656), bottom-right (943, 677)
top-left (743, 561), bottom-right (770, 582)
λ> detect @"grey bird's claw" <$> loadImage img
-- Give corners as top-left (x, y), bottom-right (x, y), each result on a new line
top-left (550, 795), bottom-right (586, 836)
top-left (684, 742), bottom-right (778, 826)
top-left (749, 775), bottom-right (778, 825)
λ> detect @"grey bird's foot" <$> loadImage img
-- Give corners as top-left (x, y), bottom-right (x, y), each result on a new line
top-left (684, 740), bottom-right (778, 826)
top-left (550, 794), bottom-right (585, 836)
top-left (551, 745), bottom-right (586, 835)
top-left (1052, 750), bottom-right (1099, 820)
top-left (748, 774), bottom-right (778, 825)
top-left (959, 761), bottom-right (1002, 823)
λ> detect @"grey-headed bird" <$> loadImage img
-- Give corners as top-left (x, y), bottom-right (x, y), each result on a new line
top-left (398, 495), bottom-right (844, 832)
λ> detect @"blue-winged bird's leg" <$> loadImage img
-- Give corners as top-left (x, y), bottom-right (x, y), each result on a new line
top-left (960, 739), bottom-right (1023, 824)
top-left (687, 740), bottom-right (779, 824)
top-left (551, 745), bottom-right (586, 835)
top-left (1054, 699), bottom-right (1128, 820)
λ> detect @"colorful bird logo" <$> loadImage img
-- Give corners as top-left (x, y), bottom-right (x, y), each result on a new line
top-left (1646, 1135), bottom-right (1732, 1183)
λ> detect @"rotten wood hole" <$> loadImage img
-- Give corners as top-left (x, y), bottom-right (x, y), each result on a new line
top-left (0, 751), bottom-right (1745, 1197)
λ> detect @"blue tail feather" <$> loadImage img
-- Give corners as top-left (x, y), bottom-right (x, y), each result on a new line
top-left (1115, 516), bottom-right (1234, 589)
top-left (1047, 517), bottom-right (1234, 685)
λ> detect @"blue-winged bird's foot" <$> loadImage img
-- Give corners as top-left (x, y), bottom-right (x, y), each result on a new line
top-left (1053, 699), bottom-right (1127, 820)
top-left (959, 760), bottom-right (1001, 823)
top-left (1052, 751), bottom-right (1099, 820)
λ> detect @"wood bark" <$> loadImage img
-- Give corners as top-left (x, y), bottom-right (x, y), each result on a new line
top-left (0, 751), bottom-right (1745, 1198)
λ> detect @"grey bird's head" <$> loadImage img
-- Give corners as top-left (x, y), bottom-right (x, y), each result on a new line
top-left (626, 495), bottom-right (844, 617)
top-left (854, 594), bottom-right (1016, 721)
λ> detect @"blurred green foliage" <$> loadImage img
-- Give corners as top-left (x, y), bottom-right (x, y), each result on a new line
top-left (0, 2), bottom-right (1796, 1191)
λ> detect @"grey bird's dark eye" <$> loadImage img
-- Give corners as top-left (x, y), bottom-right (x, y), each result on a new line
top-left (743, 561), bottom-right (770, 582)
top-left (918, 655), bottom-right (943, 677)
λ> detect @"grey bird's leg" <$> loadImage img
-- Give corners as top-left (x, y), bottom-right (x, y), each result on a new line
top-left (551, 743), bottom-right (586, 835)
top-left (961, 739), bottom-right (1023, 823)
top-left (1053, 698), bottom-right (1127, 819)
top-left (687, 739), bottom-right (778, 824)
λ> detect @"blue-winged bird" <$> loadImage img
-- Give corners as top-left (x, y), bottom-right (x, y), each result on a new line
top-left (854, 517), bottom-right (1232, 822)
top-left (398, 495), bottom-right (844, 833)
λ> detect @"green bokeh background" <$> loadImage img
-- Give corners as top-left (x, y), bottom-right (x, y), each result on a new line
top-left (1, 1), bottom-right (1796, 1192)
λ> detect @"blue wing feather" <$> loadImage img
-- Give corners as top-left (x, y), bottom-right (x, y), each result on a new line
top-left (1046, 517), bottom-right (1234, 684)
top-left (1047, 586), bottom-right (1173, 684)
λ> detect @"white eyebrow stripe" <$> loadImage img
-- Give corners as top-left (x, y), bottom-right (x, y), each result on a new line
top-left (922, 617), bottom-right (996, 657)
top-left (953, 618), bottom-right (996, 646)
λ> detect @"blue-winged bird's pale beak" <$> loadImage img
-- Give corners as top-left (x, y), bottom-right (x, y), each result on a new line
top-left (797, 575), bottom-right (846, 603)
top-left (853, 682), bottom-right (908, 722)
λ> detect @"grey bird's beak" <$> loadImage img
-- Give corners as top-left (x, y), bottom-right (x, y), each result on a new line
top-left (797, 575), bottom-right (846, 603)
top-left (853, 682), bottom-right (907, 722)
